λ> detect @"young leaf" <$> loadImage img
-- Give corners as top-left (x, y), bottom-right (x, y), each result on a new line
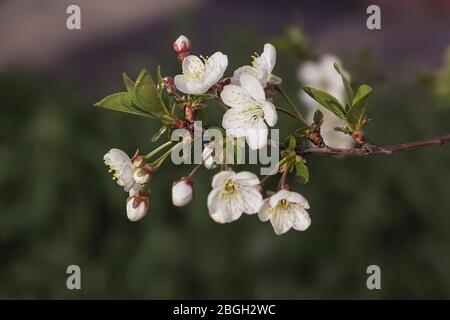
top-left (333, 62), bottom-right (354, 108)
top-left (303, 87), bottom-right (347, 120)
top-left (94, 92), bottom-right (153, 117)
top-left (134, 69), bottom-right (171, 120)
top-left (151, 125), bottom-right (168, 142)
top-left (347, 84), bottom-right (372, 130)
top-left (294, 160), bottom-right (309, 184)
top-left (284, 135), bottom-right (297, 150)
top-left (313, 109), bottom-right (324, 126)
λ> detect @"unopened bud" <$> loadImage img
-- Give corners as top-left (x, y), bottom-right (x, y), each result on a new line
top-left (172, 177), bottom-right (194, 207)
top-left (163, 76), bottom-right (176, 95)
top-left (126, 192), bottom-right (149, 222)
top-left (173, 35), bottom-right (191, 62)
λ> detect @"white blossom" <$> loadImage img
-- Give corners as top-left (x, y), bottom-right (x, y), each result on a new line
top-left (298, 54), bottom-right (354, 149)
top-left (104, 148), bottom-right (140, 192)
top-left (174, 52), bottom-right (228, 95)
top-left (207, 170), bottom-right (263, 224)
top-left (258, 189), bottom-right (311, 235)
top-left (231, 43), bottom-right (281, 87)
top-left (221, 73), bottom-right (278, 150)
top-left (172, 177), bottom-right (194, 207)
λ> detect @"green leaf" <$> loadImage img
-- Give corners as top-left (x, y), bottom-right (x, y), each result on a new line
top-left (294, 160), bottom-right (309, 184)
top-left (122, 73), bottom-right (144, 113)
top-left (313, 109), bottom-right (323, 126)
top-left (285, 135), bottom-right (296, 150)
top-left (94, 92), bottom-right (153, 117)
top-left (347, 84), bottom-right (372, 130)
top-left (151, 125), bottom-right (168, 142)
top-left (303, 87), bottom-right (347, 120)
top-left (134, 69), bottom-right (170, 117)
top-left (333, 62), bottom-right (354, 108)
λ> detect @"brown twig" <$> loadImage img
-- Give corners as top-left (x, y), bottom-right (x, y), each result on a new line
top-left (292, 134), bottom-right (450, 158)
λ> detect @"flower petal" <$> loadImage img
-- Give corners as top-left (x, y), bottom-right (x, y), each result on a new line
top-left (292, 207), bottom-right (311, 231)
top-left (231, 65), bottom-right (265, 85)
top-left (245, 118), bottom-right (268, 150)
top-left (261, 43), bottom-right (276, 73)
top-left (211, 170), bottom-right (236, 189)
top-left (232, 171), bottom-right (261, 186)
top-left (104, 148), bottom-right (131, 167)
top-left (209, 193), bottom-right (244, 223)
top-left (204, 52), bottom-right (228, 83)
top-left (220, 84), bottom-right (253, 109)
top-left (287, 191), bottom-right (310, 209)
top-left (240, 73), bottom-right (265, 101)
top-left (261, 101), bottom-right (278, 127)
top-left (222, 107), bottom-right (253, 132)
top-left (270, 208), bottom-right (293, 235)
top-left (269, 189), bottom-right (290, 208)
top-left (207, 187), bottom-right (222, 213)
top-left (258, 198), bottom-right (272, 222)
top-left (239, 186), bottom-right (263, 214)
top-left (182, 55), bottom-right (205, 78)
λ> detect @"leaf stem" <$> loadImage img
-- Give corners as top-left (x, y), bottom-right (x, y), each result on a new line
top-left (152, 144), bottom-right (179, 169)
top-left (276, 107), bottom-right (305, 122)
top-left (144, 141), bottom-right (173, 159)
top-left (276, 86), bottom-right (308, 125)
top-left (188, 164), bottom-right (203, 177)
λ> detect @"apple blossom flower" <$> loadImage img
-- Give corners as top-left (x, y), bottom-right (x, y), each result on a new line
top-left (172, 177), bottom-right (194, 207)
top-left (104, 148), bottom-right (140, 192)
top-left (297, 54), bottom-right (354, 149)
top-left (258, 189), bottom-right (311, 235)
top-left (126, 188), bottom-right (149, 222)
top-left (207, 170), bottom-right (263, 223)
top-left (174, 52), bottom-right (228, 95)
top-left (221, 73), bottom-right (278, 149)
top-left (173, 35), bottom-right (191, 62)
top-left (231, 43), bottom-right (281, 87)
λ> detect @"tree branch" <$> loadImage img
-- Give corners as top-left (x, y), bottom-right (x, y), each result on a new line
top-left (293, 134), bottom-right (450, 157)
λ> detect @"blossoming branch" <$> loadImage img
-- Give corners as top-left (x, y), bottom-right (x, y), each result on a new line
top-left (95, 35), bottom-right (450, 235)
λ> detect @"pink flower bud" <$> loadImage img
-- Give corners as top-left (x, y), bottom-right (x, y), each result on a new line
top-left (163, 76), bottom-right (176, 94)
top-left (126, 194), bottom-right (149, 222)
top-left (173, 35), bottom-right (191, 62)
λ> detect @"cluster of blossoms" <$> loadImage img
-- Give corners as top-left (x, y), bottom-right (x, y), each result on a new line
top-left (99, 35), bottom-right (372, 235)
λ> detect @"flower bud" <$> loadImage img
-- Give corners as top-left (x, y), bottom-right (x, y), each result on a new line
top-left (131, 155), bottom-right (145, 168)
top-left (172, 177), bottom-right (194, 207)
top-left (126, 193), bottom-right (149, 222)
top-left (173, 35), bottom-right (191, 62)
top-left (133, 164), bottom-right (155, 184)
top-left (163, 76), bottom-right (176, 95)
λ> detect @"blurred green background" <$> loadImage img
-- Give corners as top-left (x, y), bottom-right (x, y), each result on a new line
top-left (1, 0), bottom-right (450, 299)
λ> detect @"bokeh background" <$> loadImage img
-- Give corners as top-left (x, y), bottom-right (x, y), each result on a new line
top-left (1, 0), bottom-right (450, 299)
